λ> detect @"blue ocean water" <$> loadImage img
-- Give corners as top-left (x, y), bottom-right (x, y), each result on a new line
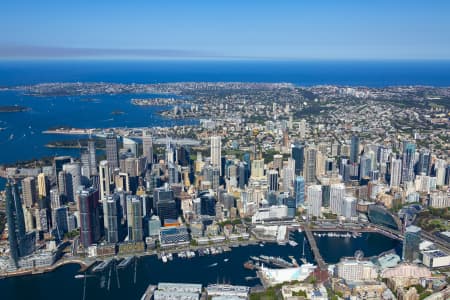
top-left (1, 59), bottom-right (450, 86)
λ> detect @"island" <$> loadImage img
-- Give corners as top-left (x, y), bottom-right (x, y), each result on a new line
top-left (0, 105), bottom-right (30, 113)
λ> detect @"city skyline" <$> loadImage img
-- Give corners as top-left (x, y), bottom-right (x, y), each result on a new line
top-left (1, 0), bottom-right (450, 60)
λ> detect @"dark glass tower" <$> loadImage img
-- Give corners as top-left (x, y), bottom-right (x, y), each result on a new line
top-left (291, 143), bottom-right (304, 175)
top-left (350, 135), bottom-right (360, 164)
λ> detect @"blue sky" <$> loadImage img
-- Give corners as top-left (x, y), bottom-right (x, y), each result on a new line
top-left (1, 0), bottom-right (450, 59)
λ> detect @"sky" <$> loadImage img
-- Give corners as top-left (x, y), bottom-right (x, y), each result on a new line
top-left (1, 0), bottom-right (450, 60)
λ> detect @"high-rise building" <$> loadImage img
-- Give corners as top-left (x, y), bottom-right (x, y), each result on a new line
top-left (210, 136), bottom-right (222, 174)
top-left (307, 185), bottom-right (322, 217)
top-left (106, 134), bottom-right (119, 170)
top-left (99, 160), bottom-right (111, 201)
top-left (5, 182), bottom-right (26, 268)
top-left (22, 177), bottom-right (37, 208)
top-left (88, 139), bottom-right (97, 176)
top-left (126, 195), bottom-right (143, 242)
top-left (390, 158), bottom-right (402, 188)
top-left (359, 154), bottom-right (372, 180)
top-left (401, 141), bottom-right (416, 183)
top-left (330, 183), bottom-right (346, 216)
top-left (417, 150), bottom-right (431, 176)
top-left (105, 195), bottom-right (120, 244)
top-left (200, 192), bottom-right (216, 216)
top-left (350, 135), bottom-right (360, 164)
top-left (37, 173), bottom-right (49, 199)
top-left (342, 196), bottom-right (357, 219)
top-left (402, 225), bottom-right (421, 262)
top-left (77, 188), bottom-right (100, 248)
top-left (53, 156), bottom-right (71, 185)
top-left (294, 176), bottom-right (305, 207)
top-left (303, 147), bottom-right (317, 183)
top-left (251, 159), bottom-right (265, 179)
top-left (291, 143), bottom-right (304, 175)
top-left (434, 159), bottom-right (447, 187)
top-left (142, 131), bottom-right (153, 164)
top-left (63, 162), bottom-right (82, 203)
top-left (268, 170), bottom-right (279, 192)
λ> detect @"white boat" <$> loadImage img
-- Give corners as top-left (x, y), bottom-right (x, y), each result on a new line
top-left (208, 263), bottom-right (218, 267)
top-left (288, 240), bottom-right (298, 247)
top-left (162, 255), bottom-right (168, 263)
top-left (224, 258), bottom-right (229, 262)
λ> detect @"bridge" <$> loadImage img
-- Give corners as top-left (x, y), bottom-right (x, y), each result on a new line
top-left (303, 227), bottom-right (327, 270)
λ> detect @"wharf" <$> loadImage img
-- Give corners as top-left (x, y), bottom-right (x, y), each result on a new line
top-left (303, 227), bottom-right (327, 271)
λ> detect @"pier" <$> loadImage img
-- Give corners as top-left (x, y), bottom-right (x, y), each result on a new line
top-left (304, 227), bottom-right (327, 270)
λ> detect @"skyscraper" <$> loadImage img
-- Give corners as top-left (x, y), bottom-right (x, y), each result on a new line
top-left (330, 183), bottom-right (346, 216)
top-left (22, 177), bottom-right (37, 208)
top-left (401, 141), bottom-right (416, 183)
top-left (106, 134), bottom-right (119, 170)
top-left (142, 131), bottom-right (153, 164)
top-left (294, 176), bottom-right (305, 207)
top-left (303, 147), bottom-right (317, 183)
top-left (127, 195), bottom-right (143, 242)
top-left (350, 135), bottom-right (360, 164)
top-left (105, 195), bottom-right (119, 244)
top-left (210, 136), bottom-right (222, 174)
top-left (402, 225), bottom-right (421, 262)
top-left (268, 169), bottom-right (279, 192)
top-left (63, 162), bottom-right (82, 203)
top-left (307, 185), bottom-right (322, 217)
top-left (77, 188), bottom-right (100, 248)
top-left (359, 153), bottom-right (372, 180)
top-left (5, 182), bottom-right (24, 268)
top-left (390, 158), bottom-right (402, 188)
top-left (99, 160), bottom-right (111, 201)
top-left (417, 150), bottom-right (431, 175)
top-left (342, 196), bottom-right (357, 219)
top-left (291, 143), bottom-right (304, 175)
top-left (37, 173), bottom-right (49, 199)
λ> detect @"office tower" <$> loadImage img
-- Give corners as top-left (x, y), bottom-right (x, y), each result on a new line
top-left (237, 162), bottom-right (248, 189)
top-left (126, 196), bottom-right (143, 242)
top-left (446, 165), bottom-right (450, 186)
top-left (307, 185), bottom-right (322, 217)
top-left (105, 195), bottom-right (119, 243)
top-left (106, 134), bottom-right (119, 170)
top-left (177, 145), bottom-right (190, 167)
top-left (142, 131), bottom-right (153, 164)
top-left (22, 177), bottom-right (37, 208)
top-left (268, 170), bottom-right (279, 192)
top-left (50, 188), bottom-right (61, 210)
top-left (154, 186), bottom-right (177, 224)
top-left (210, 136), bottom-right (222, 174)
top-left (53, 156), bottom-right (71, 185)
top-left (87, 139), bottom-right (97, 176)
top-left (330, 183), bottom-right (345, 216)
top-left (37, 173), bottom-right (49, 199)
top-left (202, 165), bottom-right (220, 189)
top-left (57, 170), bottom-right (68, 200)
top-left (52, 206), bottom-right (69, 238)
top-left (273, 154), bottom-right (283, 171)
top-left (77, 188), bottom-right (100, 248)
top-left (315, 150), bottom-right (326, 177)
top-left (122, 137), bottom-right (138, 157)
top-left (282, 165), bottom-right (294, 193)
top-left (322, 184), bottom-right (331, 207)
top-left (359, 153), bottom-right (372, 180)
top-left (390, 158), bottom-right (402, 188)
top-left (350, 135), bottom-right (360, 164)
top-left (63, 162), bottom-right (82, 203)
top-left (342, 196), bottom-right (357, 219)
top-left (402, 225), bottom-right (421, 262)
top-left (294, 176), bottom-right (305, 207)
top-left (148, 215), bottom-right (161, 237)
top-left (401, 141), bottom-right (416, 183)
top-left (251, 159), bottom-right (265, 179)
top-left (5, 183), bottom-right (24, 267)
top-left (434, 159), bottom-right (447, 187)
top-left (291, 143), bottom-right (304, 175)
top-left (303, 147), bottom-right (317, 183)
top-left (99, 160), bottom-right (111, 201)
top-left (168, 162), bottom-right (179, 185)
top-left (417, 150), bottom-right (431, 175)
top-left (200, 192), bottom-right (216, 216)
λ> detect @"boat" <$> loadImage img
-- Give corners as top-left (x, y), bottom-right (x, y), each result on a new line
top-left (243, 261), bottom-right (255, 270)
top-left (208, 263), bottom-right (218, 267)
top-left (224, 258), bottom-right (229, 262)
top-left (300, 238), bottom-right (308, 264)
top-left (74, 274), bottom-right (94, 279)
top-left (288, 240), bottom-right (298, 247)
top-left (9, 134), bottom-right (14, 140)
top-left (259, 243), bottom-right (265, 247)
